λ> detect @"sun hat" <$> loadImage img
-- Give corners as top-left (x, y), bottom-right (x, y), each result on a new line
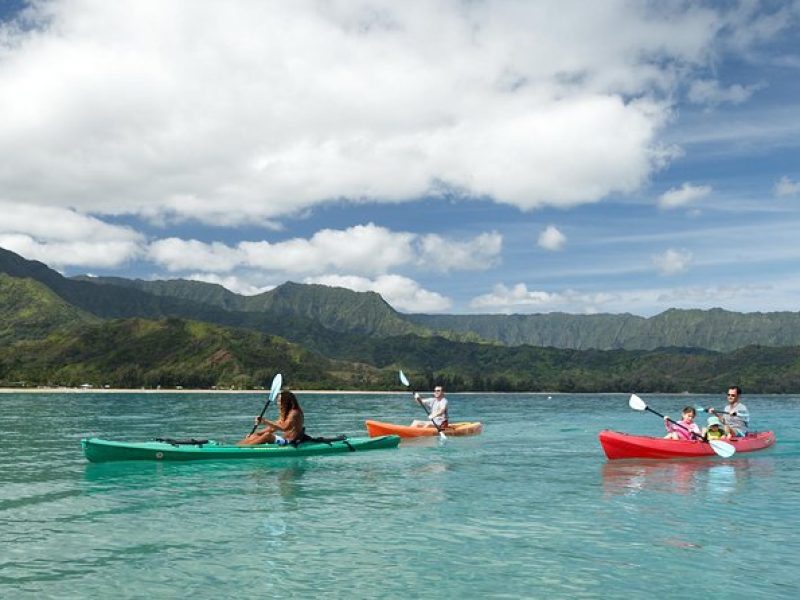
top-left (707, 416), bottom-right (722, 427)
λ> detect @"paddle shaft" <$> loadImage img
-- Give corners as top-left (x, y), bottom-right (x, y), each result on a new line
top-left (249, 399), bottom-right (273, 436)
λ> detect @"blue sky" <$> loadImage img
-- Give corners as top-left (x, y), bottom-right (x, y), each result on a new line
top-left (1, 1), bottom-right (799, 315)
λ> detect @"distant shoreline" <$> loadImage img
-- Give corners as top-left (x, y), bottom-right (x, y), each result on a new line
top-left (0, 387), bottom-right (562, 395)
top-left (0, 387), bottom-right (399, 395)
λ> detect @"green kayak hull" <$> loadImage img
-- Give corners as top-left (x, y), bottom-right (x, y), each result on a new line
top-left (81, 435), bottom-right (400, 463)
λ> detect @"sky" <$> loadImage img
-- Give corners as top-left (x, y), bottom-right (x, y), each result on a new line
top-left (1, 0), bottom-right (799, 316)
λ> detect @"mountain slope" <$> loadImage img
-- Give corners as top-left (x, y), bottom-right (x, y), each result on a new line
top-left (3, 248), bottom-right (411, 355)
top-left (3, 316), bottom-right (800, 392)
top-left (9, 245), bottom-right (800, 355)
top-left (0, 317), bottom-right (387, 390)
top-left (72, 276), bottom-right (428, 337)
top-left (408, 308), bottom-right (800, 352)
top-left (0, 273), bottom-right (100, 343)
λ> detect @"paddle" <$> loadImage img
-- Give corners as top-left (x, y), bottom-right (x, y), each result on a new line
top-left (399, 370), bottom-right (446, 441)
top-left (629, 394), bottom-right (735, 458)
top-left (695, 405), bottom-right (745, 421)
top-left (248, 373), bottom-right (283, 436)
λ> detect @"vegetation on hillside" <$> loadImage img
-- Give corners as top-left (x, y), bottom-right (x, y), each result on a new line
top-left (4, 246), bottom-right (800, 393)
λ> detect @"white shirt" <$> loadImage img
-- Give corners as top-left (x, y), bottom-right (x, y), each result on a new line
top-left (422, 396), bottom-right (448, 427)
top-left (723, 401), bottom-right (749, 433)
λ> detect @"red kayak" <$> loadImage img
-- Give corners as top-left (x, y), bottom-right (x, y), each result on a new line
top-left (599, 430), bottom-right (776, 460)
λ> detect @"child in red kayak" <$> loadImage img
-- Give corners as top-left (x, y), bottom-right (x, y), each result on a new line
top-left (702, 415), bottom-right (731, 440)
top-left (663, 406), bottom-right (701, 440)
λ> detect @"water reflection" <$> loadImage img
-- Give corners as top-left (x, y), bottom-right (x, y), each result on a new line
top-left (246, 461), bottom-right (307, 506)
top-left (601, 458), bottom-right (774, 497)
top-left (398, 436), bottom-right (443, 449)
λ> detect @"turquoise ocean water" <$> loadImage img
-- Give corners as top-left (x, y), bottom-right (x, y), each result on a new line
top-left (2, 392), bottom-right (799, 599)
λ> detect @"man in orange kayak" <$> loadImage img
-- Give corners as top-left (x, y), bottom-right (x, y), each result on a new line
top-left (410, 385), bottom-right (449, 429)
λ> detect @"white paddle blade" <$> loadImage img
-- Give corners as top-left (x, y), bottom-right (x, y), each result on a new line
top-left (710, 439), bottom-right (736, 458)
top-left (628, 394), bottom-right (647, 411)
top-left (269, 373), bottom-right (283, 401)
top-left (399, 370), bottom-right (410, 387)
top-left (438, 431), bottom-right (447, 441)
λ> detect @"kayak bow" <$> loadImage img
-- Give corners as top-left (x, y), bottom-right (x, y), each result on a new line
top-left (598, 430), bottom-right (775, 460)
top-left (82, 435), bottom-right (400, 463)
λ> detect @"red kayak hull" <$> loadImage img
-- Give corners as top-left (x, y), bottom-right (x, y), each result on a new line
top-left (598, 430), bottom-right (776, 460)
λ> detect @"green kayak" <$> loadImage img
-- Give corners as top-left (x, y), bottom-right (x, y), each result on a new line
top-left (82, 435), bottom-right (400, 463)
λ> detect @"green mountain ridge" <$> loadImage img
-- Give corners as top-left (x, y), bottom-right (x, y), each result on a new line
top-left (4, 313), bottom-right (800, 393)
top-left (72, 276), bottom-right (428, 337)
top-left (408, 308), bottom-right (800, 352)
top-left (4, 246), bottom-right (800, 392)
top-left (0, 273), bottom-right (101, 344)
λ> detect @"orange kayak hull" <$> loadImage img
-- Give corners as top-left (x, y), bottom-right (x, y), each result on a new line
top-left (365, 420), bottom-right (483, 438)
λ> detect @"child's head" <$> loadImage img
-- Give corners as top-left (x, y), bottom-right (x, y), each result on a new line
top-left (707, 415), bottom-right (722, 430)
top-left (681, 406), bottom-right (696, 421)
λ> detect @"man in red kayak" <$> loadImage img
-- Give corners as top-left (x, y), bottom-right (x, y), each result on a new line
top-left (708, 385), bottom-right (750, 437)
top-left (411, 385), bottom-right (449, 429)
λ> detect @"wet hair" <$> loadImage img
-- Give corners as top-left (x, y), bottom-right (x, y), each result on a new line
top-left (728, 385), bottom-right (742, 396)
top-left (278, 390), bottom-right (303, 420)
top-left (682, 406), bottom-right (696, 416)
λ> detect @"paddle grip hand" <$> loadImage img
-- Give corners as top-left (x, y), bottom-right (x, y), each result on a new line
top-left (249, 400), bottom-right (272, 435)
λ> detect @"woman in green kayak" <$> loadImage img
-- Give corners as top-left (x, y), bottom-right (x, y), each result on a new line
top-left (238, 390), bottom-right (305, 446)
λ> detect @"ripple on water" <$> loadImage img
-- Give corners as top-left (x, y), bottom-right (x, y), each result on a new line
top-left (1, 392), bottom-right (799, 598)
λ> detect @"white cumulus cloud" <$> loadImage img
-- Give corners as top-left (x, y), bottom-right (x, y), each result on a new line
top-left (538, 225), bottom-right (566, 251)
top-left (147, 223), bottom-right (499, 279)
top-left (687, 79), bottom-right (761, 106)
top-left (0, 201), bottom-right (143, 267)
top-left (470, 283), bottom-right (615, 314)
top-left (653, 248), bottom-right (693, 275)
top-left (240, 224), bottom-right (416, 277)
top-left (306, 274), bottom-right (451, 313)
top-left (148, 239), bottom-right (244, 273)
top-left (658, 183), bottom-right (712, 209)
top-left (0, 1), bottom-right (769, 225)
top-left (416, 231), bottom-right (502, 271)
top-left (774, 176), bottom-right (800, 197)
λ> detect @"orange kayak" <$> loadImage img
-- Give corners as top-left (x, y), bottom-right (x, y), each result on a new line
top-left (365, 419), bottom-right (483, 438)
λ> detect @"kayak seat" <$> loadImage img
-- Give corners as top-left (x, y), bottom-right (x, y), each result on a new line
top-left (155, 438), bottom-right (210, 447)
top-left (290, 430), bottom-right (355, 451)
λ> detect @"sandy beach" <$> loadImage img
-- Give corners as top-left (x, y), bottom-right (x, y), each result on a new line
top-left (0, 387), bottom-right (398, 394)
